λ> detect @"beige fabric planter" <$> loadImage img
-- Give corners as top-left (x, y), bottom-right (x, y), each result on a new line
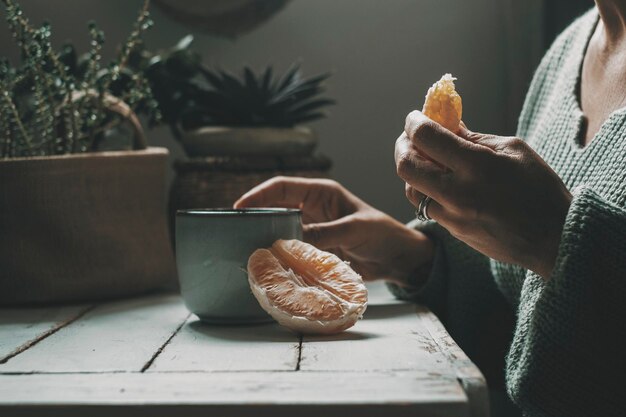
top-left (0, 148), bottom-right (177, 306)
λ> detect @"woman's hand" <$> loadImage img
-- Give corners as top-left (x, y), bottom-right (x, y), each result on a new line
top-left (396, 111), bottom-right (572, 279)
top-left (234, 176), bottom-right (434, 287)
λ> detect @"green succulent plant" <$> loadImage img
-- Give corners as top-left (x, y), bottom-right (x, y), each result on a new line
top-left (195, 65), bottom-right (334, 127)
top-left (143, 36), bottom-right (334, 133)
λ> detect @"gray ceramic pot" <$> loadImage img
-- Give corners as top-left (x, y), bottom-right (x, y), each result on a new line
top-left (178, 126), bottom-right (317, 157)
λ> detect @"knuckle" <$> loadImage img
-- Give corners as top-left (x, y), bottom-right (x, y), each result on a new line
top-left (404, 183), bottom-right (412, 198)
top-left (395, 132), bottom-right (408, 148)
top-left (411, 119), bottom-right (437, 140)
top-left (504, 137), bottom-right (525, 149)
top-left (349, 215), bottom-right (368, 231)
top-left (405, 110), bottom-right (425, 133)
top-left (405, 185), bottom-right (417, 203)
top-left (396, 152), bottom-right (416, 178)
top-left (406, 110), bottom-right (421, 119)
top-left (319, 178), bottom-right (340, 189)
top-left (268, 175), bottom-right (288, 186)
top-left (323, 179), bottom-right (349, 201)
top-left (323, 180), bottom-right (345, 201)
top-left (404, 111), bottom-right (419, 127)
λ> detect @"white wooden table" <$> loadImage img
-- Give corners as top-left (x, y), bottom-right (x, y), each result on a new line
top-left (0, 282), bottom-right (488, 417)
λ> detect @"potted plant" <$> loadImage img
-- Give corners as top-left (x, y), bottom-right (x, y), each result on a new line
top-left (0, 0), bottom-right (177, 305)
top-left (144, 36), bottom-right (334, 157)
top-left (141, 37), bottom-right (335, 212)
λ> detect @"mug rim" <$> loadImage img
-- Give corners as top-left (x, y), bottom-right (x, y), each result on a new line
top-left (176, 208), bottom-right (301, 217)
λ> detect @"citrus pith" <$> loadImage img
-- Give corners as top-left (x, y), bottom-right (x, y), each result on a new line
top-left (247, 239), bottom-right (368, 334)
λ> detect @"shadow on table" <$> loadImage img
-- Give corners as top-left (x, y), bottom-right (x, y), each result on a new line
top-left (188, 318), bottom-right (381, 342)
top-left (187, 319), bottom-right (298, 343)
top-left (304, 330), bottom-right (379, 342)
top-left (363, 302), bottom-right (414, 320)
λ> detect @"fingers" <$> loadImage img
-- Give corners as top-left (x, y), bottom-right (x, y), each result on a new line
top-left (396, 132), bottom-right (454, 203)
top-left (404, 182), bottom-right (424, 208)
top-left (234, 176), bottom-right (315, 209)
top-left (303, 216), bottom-right (354, 250)
top-left (404, 183), bottom-right (448, 224)
top-left (458, 123), bottom-right (510, 153)
top-left (404, 110), bottom-right (480, 170)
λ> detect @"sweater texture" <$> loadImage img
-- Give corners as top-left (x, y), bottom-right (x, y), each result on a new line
top-left (389, 8), bottom-right (626, 417)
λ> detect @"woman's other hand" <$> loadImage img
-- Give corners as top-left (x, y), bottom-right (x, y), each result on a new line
top-left (396, 111), bottom-right (572, 279)
top-left (234, 176), bottom-right (434, 287)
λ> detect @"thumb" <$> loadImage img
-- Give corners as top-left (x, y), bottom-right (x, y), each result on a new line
top-left (457, 121), bottom-right (485, 142)
top-left (458, 122), bottom-right (503, 149)
top-left (303, 216), bottom-right (355, 250)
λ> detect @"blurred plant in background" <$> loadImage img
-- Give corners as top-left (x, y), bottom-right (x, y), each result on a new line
top-left (0, 0), bottom-right (160, 158)
top-left (0, 0), bottom-right (334, 159)
top-left (142, 35), bottom-right (334, 136)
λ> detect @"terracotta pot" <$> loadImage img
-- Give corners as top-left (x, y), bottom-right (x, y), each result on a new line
top-left (0, 148), bottom-right (177, 306)
top-left (178, 126), bottom-right (317, 157)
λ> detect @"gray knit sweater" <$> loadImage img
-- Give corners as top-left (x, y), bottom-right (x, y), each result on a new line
top-left (389, 8), bottom-right (626, 417)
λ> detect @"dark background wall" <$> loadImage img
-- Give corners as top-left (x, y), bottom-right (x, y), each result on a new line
top-left (544, 0), bottom-right (595, 48)
top-left (0, 0), bottom-right (594, 221)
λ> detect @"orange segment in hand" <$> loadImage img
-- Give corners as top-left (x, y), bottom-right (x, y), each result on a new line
top-left (247, 239), bottom-right (368, 334)
top-left (422, 73), bottom-right (462, 133)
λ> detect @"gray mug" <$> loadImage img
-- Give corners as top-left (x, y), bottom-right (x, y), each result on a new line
top-left (175, 208), bottom-right (302, 323)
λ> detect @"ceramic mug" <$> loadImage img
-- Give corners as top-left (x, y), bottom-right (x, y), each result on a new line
top-left (175, 208), bottom-right (302, 323)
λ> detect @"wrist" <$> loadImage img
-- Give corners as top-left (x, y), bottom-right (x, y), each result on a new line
top-left (530, 189), bottom-right (573, 280)
top-left (386, 229), bottom-right (435, 289)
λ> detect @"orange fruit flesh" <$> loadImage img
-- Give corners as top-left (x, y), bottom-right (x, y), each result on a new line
top-left (422, 73), bottom-right (462, 133)
top-left (247, 239), bottom-right (368, 334)
top-left (271, 239), bottom-right (367, 306)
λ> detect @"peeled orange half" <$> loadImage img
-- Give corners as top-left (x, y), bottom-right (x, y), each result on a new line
top-left (422, 73), bottom-right (462, 133)
top-left (247, 239), bottom-right (368, 334)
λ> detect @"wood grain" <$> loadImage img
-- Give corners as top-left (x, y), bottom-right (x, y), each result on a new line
top-left (147, 316), bottom-right (300, 372)
top-left (300, 303), bottom-right (453, 373)
top-left (0, 371), bottom-right (469, 417)
top-left (0, 282), bottom-right (488, 416)
top-left (0, 305), bottom-right (91, 364)
top-left (299, 282), bottom-right (452, 373)
top-left (418, 306), bottom-right (490, 417)
top-left (0, 295), bottom-right (189, 373)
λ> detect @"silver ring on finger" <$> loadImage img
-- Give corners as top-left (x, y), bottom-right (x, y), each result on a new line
top-left (415, 195), bottom-right (433, 221)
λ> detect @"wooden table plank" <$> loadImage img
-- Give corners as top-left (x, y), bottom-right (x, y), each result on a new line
top-left (0, 371), bottom-right (470, 417)
top-left (300, 303), bottom-right (453, 373)
top-left (299, 282), bottom-right (489, 416)
top-left (147, 316), bottom-right (300, 372)
top-left (418, 306), bottom-right (490, 417)
top-left (299, 282), bottom-right (452, 373)
top-left (0, 283), bottom-right (488, 416)
top-left (0, 305), bottom-right (91, 364)
top-left (0, 295), bottom-right (189, 373)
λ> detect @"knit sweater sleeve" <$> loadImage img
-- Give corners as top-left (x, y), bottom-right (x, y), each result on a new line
top-left (504, 186), bottom-right (626, 417)
top-left (386, 220), bottom-right (515, 385)
top-left (385, 220), bottom-right (493, 315)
